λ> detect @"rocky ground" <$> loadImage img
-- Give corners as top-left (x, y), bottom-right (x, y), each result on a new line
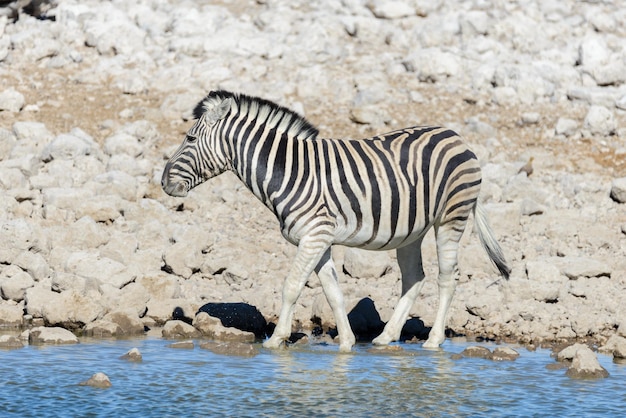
top-left (0, 0), bottom-right (625, 349)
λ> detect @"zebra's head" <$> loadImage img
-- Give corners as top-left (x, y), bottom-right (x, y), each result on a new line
top-left (161, 95), bottom-right (234, 197)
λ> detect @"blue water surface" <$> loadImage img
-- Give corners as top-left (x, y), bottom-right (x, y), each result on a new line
top-left (0, 337), bottom-right (624, 417)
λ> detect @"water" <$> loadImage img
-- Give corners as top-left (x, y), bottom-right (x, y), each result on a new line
top-left (0, 337), bottom-right (624, 417)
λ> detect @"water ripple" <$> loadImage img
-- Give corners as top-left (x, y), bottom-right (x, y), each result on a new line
top-left (0, 338), bottom-right (624, 417)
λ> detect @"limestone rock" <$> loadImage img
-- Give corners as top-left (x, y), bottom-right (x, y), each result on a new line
top-left (367, 1), bottom-right (415, 19)
top-left (0, 87), bottom-right (25, 112)
top-left (83, 319), bottom-right (123, 337)
top-left (460, 346), bottom-right (492, 359)
top-left (79, 372), bottom-right (112, 388)
top-left (29, 326), bottom-right (79, 345)
top-left (168, 340), bottom-right (195, 349)
top-left (120, 347), bottom-right (143, 362)
top-left (564, 346), bottom-right (609, 379)
top-left (491, 347), bottom-right (520, 361)
top-left (199, 341), bottom-right (259, 357)
top-left (342, 248), bottom-right (392, 280)
top-left (193, 312), bottom-right (256, 343)
top-left (0, 266), bottom-right (35, 302)
top-left (0, 334), bottom-right (24, 349)
top-left (162, 319), bottom-right (201, 339)
top-left (610, 177), bottom-right (626, 203)
top-left (102, 310), bottom-right (145, 335)
top-left (583, 106), bottom-right (616, 136)
top-left (0, 303), bottom-right (24, 327)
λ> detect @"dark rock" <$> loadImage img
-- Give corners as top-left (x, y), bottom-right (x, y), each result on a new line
top-left (172, 306), bottom-right (193, 325)
top-left (346, 297), bottom-right (385, 341)
top-left (400, 317), bottom-right (430, 341)
top-left (197, 302), bottom-right (268, 339)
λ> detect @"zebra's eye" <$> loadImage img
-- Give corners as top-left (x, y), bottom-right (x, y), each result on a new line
top-left (186, 135), bottom-right (197, 143)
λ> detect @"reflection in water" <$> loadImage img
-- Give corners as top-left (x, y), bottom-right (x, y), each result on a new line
top-left (0, 338), bottom-right (624, 417)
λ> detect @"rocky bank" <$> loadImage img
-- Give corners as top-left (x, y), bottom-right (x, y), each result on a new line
top-left (0, 0), bottom-right (625, 348)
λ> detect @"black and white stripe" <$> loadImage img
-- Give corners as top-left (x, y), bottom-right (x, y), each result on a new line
top-left (162, 90), bottom-right (509, 351)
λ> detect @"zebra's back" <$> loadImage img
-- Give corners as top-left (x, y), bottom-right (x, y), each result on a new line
top-left (277, 126), bottom-right (482, 250)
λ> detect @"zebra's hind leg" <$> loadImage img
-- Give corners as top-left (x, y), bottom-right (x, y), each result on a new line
top-left (423, 222), bottom-right (464, 349)
top-left (315, 248), bottom-right (356, 352)
top-left (373, 238), bottom-right (426, 346)
top-left (263, 236), bottom-right (330, 350)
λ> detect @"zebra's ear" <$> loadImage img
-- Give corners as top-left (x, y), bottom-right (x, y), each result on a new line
top-left (206, 97), bottom-right (233, 124)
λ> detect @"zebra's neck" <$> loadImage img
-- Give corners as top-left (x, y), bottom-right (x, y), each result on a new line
top-left (223, 94), bottom-right (318, 213)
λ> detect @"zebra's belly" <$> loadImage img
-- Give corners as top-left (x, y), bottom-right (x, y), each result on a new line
top-left (332, 220), bottom-right (431, 251)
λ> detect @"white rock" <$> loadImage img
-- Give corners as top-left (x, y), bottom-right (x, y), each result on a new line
top-left (29, 326), bottom-right (79, 345)
top-left (367, 1), bottom-right (415, 19)
top-left (578, 36), bottom-right (609, 68)
top-left (0, 128), bottom-right (16, 159)
top-left (43, 289), bottom-right (104, 327)
top-left (551, 256), bottom-right (611, 279)
top-left (0, 267), bottom-right (35, 302)
top-left (555, 118), bottom-right (578, 137)
top-left (610, 177), bottom-right (626, 203)
top-left (0, 87), bottom-right (25, 112)
top-left (64, 251), bottom-right (131, 288)
top-left (115, 72), bottom-right (147, 94)
top-left (0, 219), bottom-right (45, 261)
top-left (583, 105), bottom-right (616, 136)
top-left (163, 242), bottom-right (204, 279)
top-left (102, 309), bottom-right (145, 335)
top-left (0, 303), bottom-right (24, 327)
top-left (343, 248), bottom-right (392, 280)
top-left (406, 48), bottom-right (461, 83)
top-left (137, 273), bottom-right (182, 300)
top-left (103, 132), bottom-right (142, 157)
top-left (12, 251), bottom-right (50, 281)
top-left (566, 346), bottom-right (609, 379)
top-left (75, 195), bottom-right (124, 223)
top-left (525, 260), bottom-right (565, 302)
top-left (591, 60), bottom-right (626, 87)
top-left (88, 171), bottom-right (138, 202)
top-left (459, 10), bottom-right (491, 36)
top-left (162, 320), bottom-right (201, 339)
top-left (41, 133), bottom-right (96, 162)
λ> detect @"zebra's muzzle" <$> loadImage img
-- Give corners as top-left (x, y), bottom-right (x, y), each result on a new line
top-left (161, 164), bottom-right (189, 197)
top-left (162, 181), bottom-right (189, 197)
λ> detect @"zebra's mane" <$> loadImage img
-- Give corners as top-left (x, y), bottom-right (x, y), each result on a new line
top-left (193, 90), bottom-right (319, 140)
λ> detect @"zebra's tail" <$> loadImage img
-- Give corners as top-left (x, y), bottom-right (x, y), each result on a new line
top-left (473, 201), bottom-right (511, 279)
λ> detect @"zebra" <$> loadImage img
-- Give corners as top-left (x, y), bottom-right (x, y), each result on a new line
top-left (161, 90), bottom-right (510, 352)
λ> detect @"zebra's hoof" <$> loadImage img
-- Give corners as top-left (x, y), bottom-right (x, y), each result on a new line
top-left (372, 335), bottom-right (392, 346)
top-left (262, 337), bottom-right (285, 350)
top-left (422, 338), bottom-right (443, 349)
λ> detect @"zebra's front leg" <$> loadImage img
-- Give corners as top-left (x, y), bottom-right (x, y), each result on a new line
top-left (263, 236), bottom-right (330, 350)
top-left (315, 249), bottom-right (355, 352)
top-left (373, 239), bottom-right (426, 346)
